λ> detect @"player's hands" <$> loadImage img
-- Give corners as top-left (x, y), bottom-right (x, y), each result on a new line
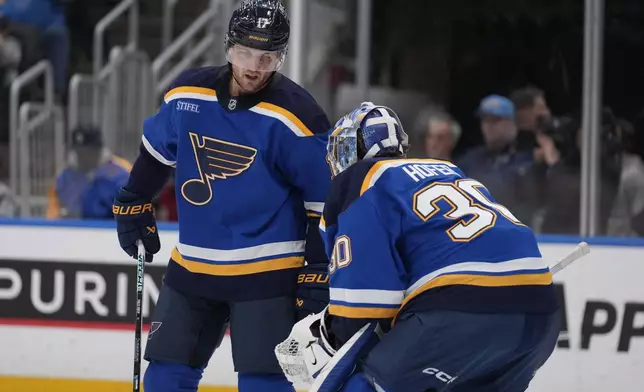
top-left (113, 188), bottom-right (160, 262)
top-left (296, 263), bottom-right (329, 320)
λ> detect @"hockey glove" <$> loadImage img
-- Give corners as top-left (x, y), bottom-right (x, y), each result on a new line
top-left (275, 307), bottom-right (336, 386)
top-left (296, 263), bottom-right (330, 320)
top-left (113, 188), bottom-right (160, 262)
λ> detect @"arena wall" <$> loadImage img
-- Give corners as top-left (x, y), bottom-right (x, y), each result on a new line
top-left (1, 220), bottom-right (642, 391)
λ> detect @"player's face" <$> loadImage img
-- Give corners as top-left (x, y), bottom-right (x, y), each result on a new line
top-left (230, 62), bottom-right (273, 94)
top-left (227, 44), bottom-right (283, 94)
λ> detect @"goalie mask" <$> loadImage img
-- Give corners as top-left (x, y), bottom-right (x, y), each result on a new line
top-left (327, 102), bottom-right (409, 176)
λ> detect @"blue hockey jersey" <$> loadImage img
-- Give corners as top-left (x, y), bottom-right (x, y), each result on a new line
top-left (142, 66), bottom-right (331, 300)
top-left (48, 155), bottom-right (131, 219)
top-left (321, 157), bottom-right (558, 327)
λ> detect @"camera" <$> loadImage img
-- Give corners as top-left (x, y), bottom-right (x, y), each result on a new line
top-left (538, 115), bottom-right (579, 154)
top-left (537, 109), bottom-right (624, 164)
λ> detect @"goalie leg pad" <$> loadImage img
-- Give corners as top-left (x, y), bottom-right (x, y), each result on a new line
top-left (309, 322), bottom-right (380, 392)
top-left (337, 372), bottom-right (380, 392)
top-left (237, 373), bottom-right (295, 392)
top-left (143, 361), bottom-right (203, 392)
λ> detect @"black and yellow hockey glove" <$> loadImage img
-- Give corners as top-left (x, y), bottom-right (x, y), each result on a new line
top-left (296, 263), bottom-right (330, 320)
top-left (113, 188), bottom-right (160, 262)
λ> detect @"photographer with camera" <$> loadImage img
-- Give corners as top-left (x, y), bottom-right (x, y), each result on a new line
top-left (535, 109), bottom-right (623, 235)
top-left (511, 86), bottom-right (552, 153)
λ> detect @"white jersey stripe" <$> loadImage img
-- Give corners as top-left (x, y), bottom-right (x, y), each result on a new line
top-left (249, 106), bottom-right (308, 137)
top-left (406, 257), bottom-right (548, 296)
top-left (177, 240), bottom-right (306, 262)
top-left (330, 288), bottom-right (405, 306)
top-left (304, 202), bottom-right (325, 214)
top-left (164, 92), bottom-right (218, 103)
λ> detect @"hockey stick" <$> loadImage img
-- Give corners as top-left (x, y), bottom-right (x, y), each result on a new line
top-left (550, 242), bottom-right (590, 275)
top-left (133, 240), bottom-right (146, 392)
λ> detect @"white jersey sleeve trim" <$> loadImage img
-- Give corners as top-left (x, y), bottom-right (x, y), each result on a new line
top-left (142, 135), bottom-right (176, 166)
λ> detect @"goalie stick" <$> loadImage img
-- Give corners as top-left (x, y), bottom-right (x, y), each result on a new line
top-left (550, 241), bottom-right (590, 275)
top-left (133, 240), bottom-right (146, 392)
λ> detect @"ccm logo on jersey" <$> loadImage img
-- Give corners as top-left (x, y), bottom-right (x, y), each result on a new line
top-left (297, 273), bottom-right (329, 284)
top-left (112, 203), bottom-right (153, 215)
top-left (422, 367), bottom-right (458, 384)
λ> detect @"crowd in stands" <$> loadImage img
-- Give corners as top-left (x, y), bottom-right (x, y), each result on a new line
top-left (0, 2), bottom-right (642, 239)
top-left (415, 87), bottom-right (644, 237)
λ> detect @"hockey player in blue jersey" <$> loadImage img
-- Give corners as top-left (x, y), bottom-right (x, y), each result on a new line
top-left (112, 1), bottom-right (332, 391)
top-left (275, 102), bottom-right (560, 392)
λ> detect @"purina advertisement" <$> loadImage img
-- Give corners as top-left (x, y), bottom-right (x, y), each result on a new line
top-left (0, 220), bottom-right (643, 392)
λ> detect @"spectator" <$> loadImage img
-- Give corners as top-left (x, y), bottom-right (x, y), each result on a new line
top-left (457, 94), bottom-right (536, 224)
top-left (537, 110), bottom-right (622, 235)
top-left (0, 180), bottom-right (18, 217)
top-left (0, 13), bottom-right (21, 144)
top-left (416, 109), bottom-right (461, 161)
top-left (0, 14), bottom-right (21, 86)
top-left (0, 0), bottom-right (68, 96)
top-left (510, 86), bottom-right (552, 153)
top-left (608, 119), bottom-right (644, 236)
top-left (47, 126), bottom-right (131, 219)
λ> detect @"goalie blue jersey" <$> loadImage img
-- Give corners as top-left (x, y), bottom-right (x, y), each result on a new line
top-left (142, 66), bottom-right (331, 300)
top-left (321, 157), bottom-right (558, 322)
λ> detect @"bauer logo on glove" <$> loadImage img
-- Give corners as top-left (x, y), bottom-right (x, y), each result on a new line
top-left (112, 203), bottom-right (153, 216)
top-left (113, 188), bottom-right (160, 263)
top-left (296, 263), bottom-right (330, 320)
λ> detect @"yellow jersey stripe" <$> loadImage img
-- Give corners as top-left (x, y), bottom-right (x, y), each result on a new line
top-left (319, 215), bottom-right (327, 231)
top-left (329, 304), bottom-right (399, 319)
top-left (172, 248), bottom-right (304, 276)
top-left (110, 155), bottom-right (132, 172)
top-left (401, 271), bottom-right (553, 310)
top-left (254, 102), bottom-right (314, 136)
top-left (164, 86), bottom-right (218, 103)
top-left (360, 158), bottom-right (457, 195)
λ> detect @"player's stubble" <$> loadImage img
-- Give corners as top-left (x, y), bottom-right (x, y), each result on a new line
top-left (230, 65), bottom-right (273, 96)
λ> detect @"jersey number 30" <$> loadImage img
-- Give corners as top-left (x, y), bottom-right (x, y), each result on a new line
top-left (413, 179), bottom-right (523, 242)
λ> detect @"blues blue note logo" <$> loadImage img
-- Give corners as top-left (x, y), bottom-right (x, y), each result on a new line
top-left (181, 132), bottom-right (257, 205)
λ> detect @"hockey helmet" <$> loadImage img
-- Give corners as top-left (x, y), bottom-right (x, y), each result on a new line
top-left (225, 0), bottom-right (290, 72)
top-left (327, 102), bottom-right (409, 176)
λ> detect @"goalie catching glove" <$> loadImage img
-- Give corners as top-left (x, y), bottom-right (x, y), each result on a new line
top-left (275, 306), bottom-right (336, 386)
